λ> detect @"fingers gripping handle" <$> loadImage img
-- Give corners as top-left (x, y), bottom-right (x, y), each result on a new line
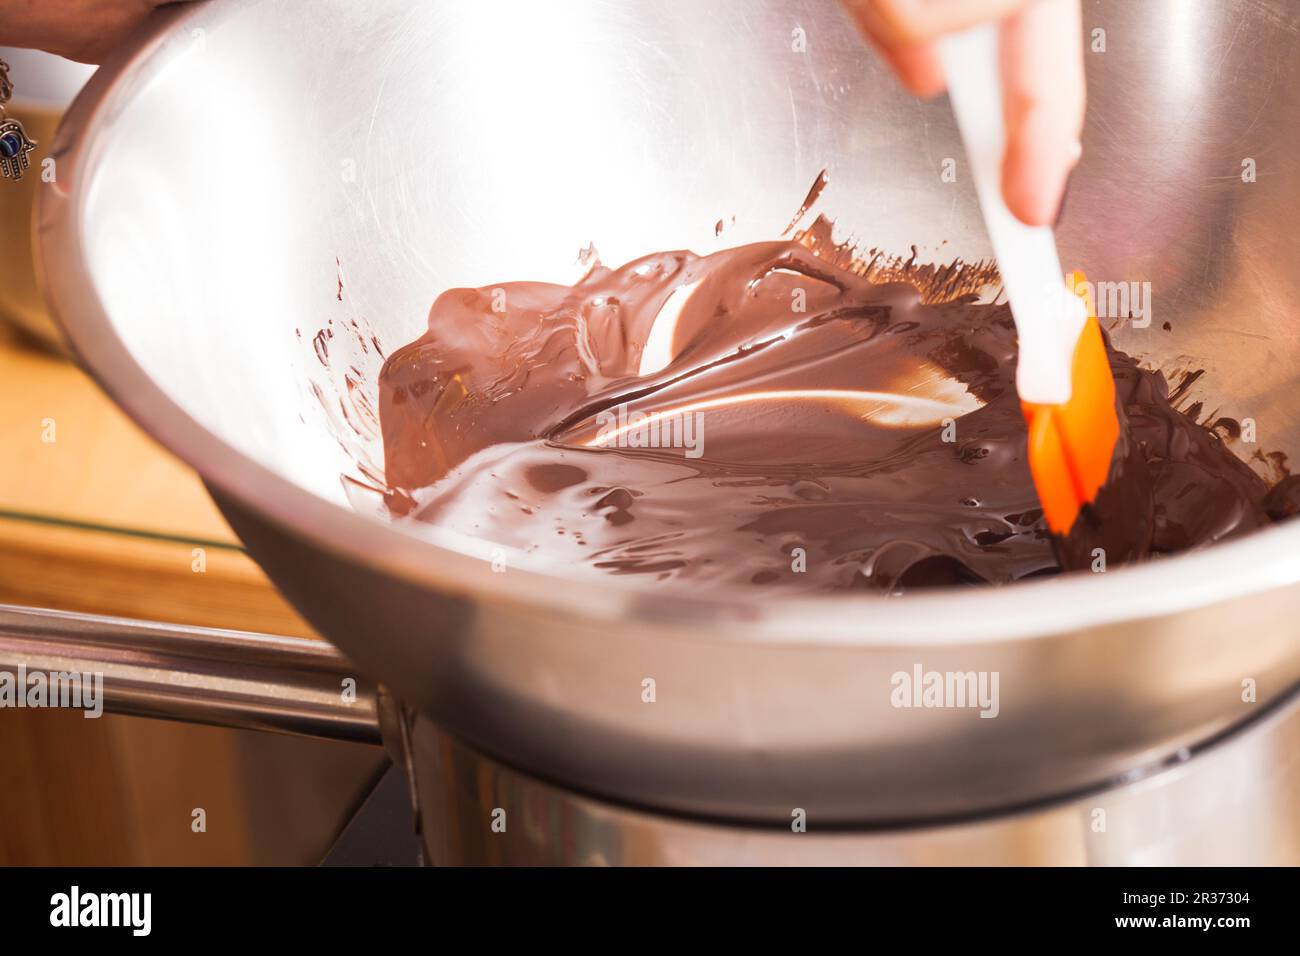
top-left (939, 24), bottom-right (1085, 405)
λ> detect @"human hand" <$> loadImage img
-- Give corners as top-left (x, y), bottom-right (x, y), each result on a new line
top-left (841, 0), bottom-right (1085, 226)
top-left (0, 0), bottom-right (188, 64)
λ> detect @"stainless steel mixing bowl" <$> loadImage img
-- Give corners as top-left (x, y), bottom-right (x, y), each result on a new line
top-left (37, 0), bottom-right (1300, 823)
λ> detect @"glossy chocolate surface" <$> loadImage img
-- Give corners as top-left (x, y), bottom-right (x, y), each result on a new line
top-left (378, 219), bottom-right (1278, 593)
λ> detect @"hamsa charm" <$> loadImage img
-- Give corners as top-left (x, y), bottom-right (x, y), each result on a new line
top-left (0, 117), bottom-right (36, 181)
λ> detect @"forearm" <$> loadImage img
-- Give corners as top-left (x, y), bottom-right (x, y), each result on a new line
top-left (0, 0), bottom-right (170, 63)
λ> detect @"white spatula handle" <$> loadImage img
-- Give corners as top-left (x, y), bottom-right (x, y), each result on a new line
top-left (940, 24), bottom-right (1084, 405)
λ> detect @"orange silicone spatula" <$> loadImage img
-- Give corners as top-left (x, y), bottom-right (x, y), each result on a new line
top-left (940, 25), bottom-right (1119, 534)
top-left (1020, 273), bottom-right (1119, 532)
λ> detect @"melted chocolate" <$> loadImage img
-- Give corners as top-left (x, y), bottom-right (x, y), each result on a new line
top-left (376, 222), bottom-right (1278, 594)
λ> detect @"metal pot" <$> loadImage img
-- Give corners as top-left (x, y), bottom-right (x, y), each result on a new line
top-left (35, 0), bottom-right (1300, 831)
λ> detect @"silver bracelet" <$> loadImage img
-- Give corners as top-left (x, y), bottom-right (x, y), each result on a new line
top-left (0, 58), bottom-right (38, 181)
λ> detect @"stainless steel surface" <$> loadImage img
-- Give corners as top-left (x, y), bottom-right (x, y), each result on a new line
top-left (36, 0), bottom-right (1300, 822)
top-left (416, 685), bottom-right (1300, 864)
top-left (0, 604), bottom-right (381, 743)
